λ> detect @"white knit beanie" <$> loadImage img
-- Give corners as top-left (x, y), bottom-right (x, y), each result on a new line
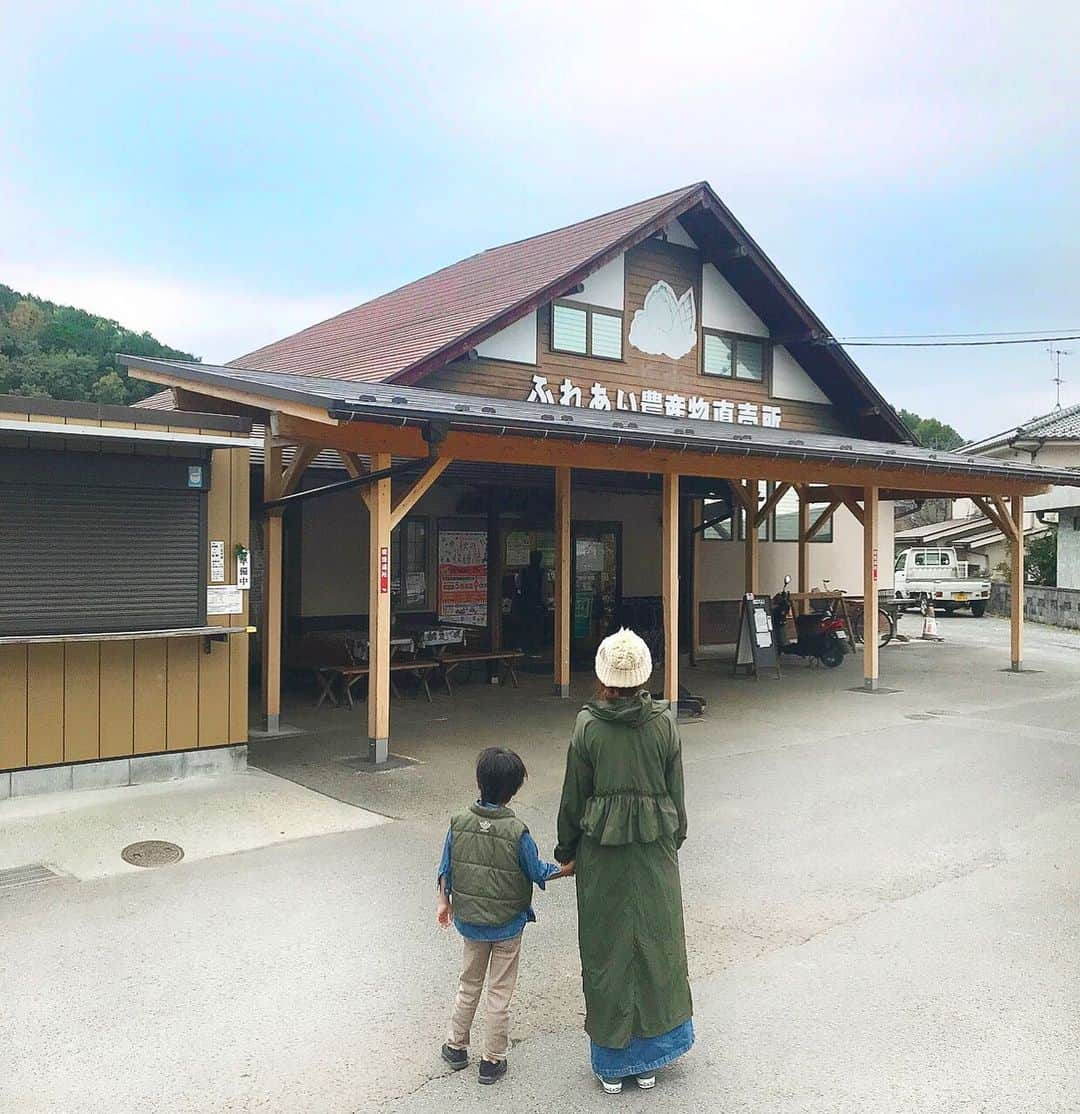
top-left (594, 628), bottom-right (652, 689)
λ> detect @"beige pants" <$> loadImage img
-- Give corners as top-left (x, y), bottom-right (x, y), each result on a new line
top-left (446, 934), bottom-right (523, 1061)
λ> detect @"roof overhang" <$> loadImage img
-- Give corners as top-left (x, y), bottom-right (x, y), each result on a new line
top-left (385, 183), bottom-right (913, 443)
top-left (121, 356), bottom-right (1080, 499)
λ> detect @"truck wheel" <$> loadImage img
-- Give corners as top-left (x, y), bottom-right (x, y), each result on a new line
top-left (970, 601), bottom-right (987, 618)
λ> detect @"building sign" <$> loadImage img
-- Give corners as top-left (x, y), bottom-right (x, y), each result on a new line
top-left (379, 545), bottom-right (390, 594)
top-left (438, 530), bottom-right (487, 627)
top-left (209, 540), bottom-right (226, 583)
top-left (236, 548), bottom-right (251, 590)
top-left (526, 374), bottom-right (782, 427)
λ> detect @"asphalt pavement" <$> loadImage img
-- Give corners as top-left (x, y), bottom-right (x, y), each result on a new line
top-left (2, 614), bottom-right (1078, 1113)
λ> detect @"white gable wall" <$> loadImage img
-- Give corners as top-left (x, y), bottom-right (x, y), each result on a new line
top-left (701, 264), bottom-right (769, 337)
top-left (663, 221), bottom-right (698, 249)
top-left (475, 310), bottom-right (537, 364)
top-left (772, 345), bottom-right (831, 404)
top-left (567, 254), bottom-right (624, 311)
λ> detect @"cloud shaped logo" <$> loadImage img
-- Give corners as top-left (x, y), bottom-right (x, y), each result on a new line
top-left (628, 280), bottom-right (697, 360)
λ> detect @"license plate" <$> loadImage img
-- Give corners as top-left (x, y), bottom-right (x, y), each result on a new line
top-left (836, 630), bottom-right (847, 639)
top-left (954, 593), bottom-right (969, 601)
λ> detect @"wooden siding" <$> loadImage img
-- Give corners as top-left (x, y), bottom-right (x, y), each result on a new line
top-left (0, 408), bottom-right (251, 772)
top-left (426, 237), bottom-right (845, 436)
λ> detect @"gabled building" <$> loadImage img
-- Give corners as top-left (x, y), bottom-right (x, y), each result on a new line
top-left (88, 181), bottom-right (1077, 763)
top-left (962, 403), bottom-right (1080, 587)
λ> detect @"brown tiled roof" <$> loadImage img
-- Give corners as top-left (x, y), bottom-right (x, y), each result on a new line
top-left (132, 389), bottom-right (175, 409)
top-left (230, 184), bottom-right (703, 384)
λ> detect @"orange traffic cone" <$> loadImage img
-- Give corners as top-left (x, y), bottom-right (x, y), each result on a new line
top-left (921, 600), bottom-right (944, 642)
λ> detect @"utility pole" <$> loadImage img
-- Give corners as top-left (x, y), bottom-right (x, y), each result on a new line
top-left (1048, 347), bottom-right (1070, 410)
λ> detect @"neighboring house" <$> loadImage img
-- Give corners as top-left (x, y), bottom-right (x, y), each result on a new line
top-left (962, 403), bottom-right (1080, 587)
top-left (894, 507), bottom-right (1050, 576)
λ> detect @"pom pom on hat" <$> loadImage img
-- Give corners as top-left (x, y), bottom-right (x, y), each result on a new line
top-left (594, 628), bottom-right (652, 689)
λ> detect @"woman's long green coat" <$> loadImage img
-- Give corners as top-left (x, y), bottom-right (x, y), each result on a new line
top-left (555, 692), bottom-right (692, 1049)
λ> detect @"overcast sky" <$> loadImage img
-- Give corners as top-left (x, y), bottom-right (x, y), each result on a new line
top-left (3, 1), bottom-right (1078, 440)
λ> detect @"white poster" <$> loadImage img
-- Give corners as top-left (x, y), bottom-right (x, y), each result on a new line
top-left (207, 585), bottom-right (243, 615)
top-left (438, 530), bottom-right (487, 627)
top-left (209, 540), bottom-right (226, 583)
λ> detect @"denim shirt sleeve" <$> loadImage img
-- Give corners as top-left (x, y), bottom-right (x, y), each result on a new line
top-left (518, 830), bottom-right (561, 889)
top-left (437, 827), bottom-right (452, 893)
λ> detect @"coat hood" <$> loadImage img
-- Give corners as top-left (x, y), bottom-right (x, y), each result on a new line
top-left (584, 690), bottom-right (670, 725)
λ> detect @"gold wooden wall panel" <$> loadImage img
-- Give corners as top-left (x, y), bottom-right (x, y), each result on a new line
top-left (165, 640), bottom-right (199, 752)
top-left (63, 642), bottom-right (100, 763)
top-left (99, 642), bottom-right (135, 758)
top-left (26, 644), bottom-right (64, 766)
top-left (0, 645), bottom-right (28, 768)
top-left (133, 639), bottom-right (168, 753)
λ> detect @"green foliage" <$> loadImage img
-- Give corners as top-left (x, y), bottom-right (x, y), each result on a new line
top-left (0, 284), bottom-right (199, 406)
top-left (898, 408), bottom-right (966, 451)
top-left (1025, 531), bottom-right (1057, 587)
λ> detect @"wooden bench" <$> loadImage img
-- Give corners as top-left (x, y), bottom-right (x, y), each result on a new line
top-left (438, 650), bottom-right (524, 694)
top-left (333, 659), bottom-right (442, 707)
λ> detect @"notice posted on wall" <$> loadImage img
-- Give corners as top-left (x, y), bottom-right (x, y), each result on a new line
top-left (438, 529), bottom-right (487, 627)
top-left (207, 585), bottom-right (243, 615)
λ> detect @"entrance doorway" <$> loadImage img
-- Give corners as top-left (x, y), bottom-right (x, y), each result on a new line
top-left (571, 522), bottom-right (622, 661)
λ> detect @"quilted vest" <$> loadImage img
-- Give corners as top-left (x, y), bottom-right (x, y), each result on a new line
top-left (449, 804), bottom-right (532, 926)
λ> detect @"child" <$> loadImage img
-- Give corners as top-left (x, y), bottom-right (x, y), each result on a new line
top-left (436, 746), bottom-right (573, 1085)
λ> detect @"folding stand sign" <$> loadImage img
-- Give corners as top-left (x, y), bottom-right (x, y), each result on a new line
top-left (733, 593), bottom-right (782, 679)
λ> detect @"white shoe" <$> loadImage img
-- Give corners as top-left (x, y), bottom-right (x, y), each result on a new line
top-left (636, 1074), bottom-right (656, 1089)
top-left (596, 1073), bottom-right (623, 1095)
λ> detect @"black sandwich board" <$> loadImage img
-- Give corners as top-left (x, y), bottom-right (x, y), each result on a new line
top-left (733, 593), bottom-right (781, 679)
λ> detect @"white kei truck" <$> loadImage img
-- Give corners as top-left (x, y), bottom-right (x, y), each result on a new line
top-left (893, 547), bottom-right (992, 617)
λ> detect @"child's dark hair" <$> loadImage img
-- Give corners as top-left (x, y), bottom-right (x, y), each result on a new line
top-left (476, 747), bottom-right (527, 804)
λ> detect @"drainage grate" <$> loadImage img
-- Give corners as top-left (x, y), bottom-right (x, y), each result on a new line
top-left (121, 840), bottom-right (184, 868)
top-left (0, 864), bottom-right (63, 893)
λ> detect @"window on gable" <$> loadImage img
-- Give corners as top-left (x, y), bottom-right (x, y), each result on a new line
top-left (551, 301), bottom-right (623, 360)
top-left (702, 328), bottom-right (767, 382)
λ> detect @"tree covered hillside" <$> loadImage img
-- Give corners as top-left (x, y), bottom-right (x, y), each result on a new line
top-left (0, 284), bottom-right (198, 405)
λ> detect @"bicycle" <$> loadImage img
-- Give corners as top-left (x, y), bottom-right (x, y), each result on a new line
top-left (811, 581), bottom-right (896, 649)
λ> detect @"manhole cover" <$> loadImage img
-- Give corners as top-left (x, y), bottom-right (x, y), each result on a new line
top-left (121, 840), bottom-right (184, 868)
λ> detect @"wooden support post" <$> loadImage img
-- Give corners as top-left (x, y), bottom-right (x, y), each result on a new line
top-left (554, 467), bottom-right (571, 698)
top-left (261, 433), bottom-right (284, 733)
top-left (1011, 495), bottom-right (1024, 671)
top-left (487, 488), bottom-right (502, 675)
top-left (663, 472), bottom-right (680, 702)
top-left (690, 498), bottom-right (702, 666)
top-left (863, 485), bottom-right (880, 690)
top-left (797, 486), bottom-right (810, 614)
top-left (367, 452), bottom-right (392, 762)
top-left (744, 482), bottom-right (760, 596)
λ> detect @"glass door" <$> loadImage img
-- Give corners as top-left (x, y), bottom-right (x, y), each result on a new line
top-left (571, 522), bottom-right (621, 661)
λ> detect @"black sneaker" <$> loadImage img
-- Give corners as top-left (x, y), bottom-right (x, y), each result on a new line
top-left (441, 1044), bottom-right (468, 1071)
top-left (478, 1058), bottom-right (508, 1085)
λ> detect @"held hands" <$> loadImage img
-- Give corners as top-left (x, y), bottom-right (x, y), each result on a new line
top-left (556, 861), bottom-right (576, 879)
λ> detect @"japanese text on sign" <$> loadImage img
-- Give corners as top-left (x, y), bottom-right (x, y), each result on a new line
top-left (379, 546), bottom-right (389, 593)
top-left (526, 375), bottom-right (782, 427)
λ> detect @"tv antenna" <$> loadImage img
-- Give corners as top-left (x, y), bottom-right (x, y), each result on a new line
top-left (1048, 347), bottom-right (1070, 409)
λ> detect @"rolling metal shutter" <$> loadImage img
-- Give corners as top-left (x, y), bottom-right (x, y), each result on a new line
top-left (0, 449), bottom-right (207, 636)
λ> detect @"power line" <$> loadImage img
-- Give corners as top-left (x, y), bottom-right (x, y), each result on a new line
top-left (828, 334), bottom-right (1080, 348)
top-left (834, 328), bottom-right (1080, 341)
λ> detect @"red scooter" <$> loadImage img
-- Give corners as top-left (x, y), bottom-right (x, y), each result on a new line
top-left (771, 576), bottom-right (849, 668)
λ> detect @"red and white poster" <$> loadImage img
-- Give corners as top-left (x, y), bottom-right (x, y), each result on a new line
top-left (438, 530), bottom-right (487, 627)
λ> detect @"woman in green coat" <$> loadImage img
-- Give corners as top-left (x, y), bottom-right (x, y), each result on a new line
top-left (555, 628), bottom-right (694, 1095)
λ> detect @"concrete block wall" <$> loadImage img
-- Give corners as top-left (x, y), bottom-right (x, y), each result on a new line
top-left (0, 745), bottom-right (247, 800)
top-left (989, 583), bottom-right (1080, 630)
